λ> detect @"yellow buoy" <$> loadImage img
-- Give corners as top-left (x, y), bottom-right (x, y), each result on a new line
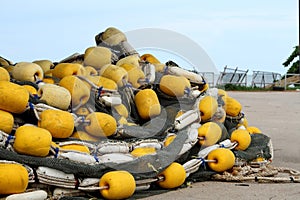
top-left (113, 103), bottom-right (129, 118)
top-left (120, 63), bottom-right (145, 88)
top-left (84, 66), bottom-right (98, 76)
top-left (38, 109), bottom-right (74, 139)
top-left (140, 53), bottom-right (165, 72)
top-left (247, 126), bottom-right (262, 134)
top-left (134, 89), bottom-right (161, 120)
top-left (198, 122), bottom-right (222, 146)
top-left (0, 110), bottom-right (14, 134)
top-left (230, 129), bottom-right (251, 150)
top-left (60, 144), bottom-right (90, 154)
top-left (86, 75), bottom-right (118, 90)
top-left (207, 148), bottom-right (235, 172)
top-left (84, 47), bottom-right (112, 70)
top-left (71, 131), bottom-right (100, 142)
top-left (33, 59), bottom-right (54, 73)
top-left (159, 75), bottom-right (191, 97)
top-left (99, 64), bottom-right (128, 87)
top-left (52, 63), bottom-right (86, 79)
top-left (0, 163), bottom-right (29, 195)
top-left (38, 84), bottom-right (71, 110)
top-left (224, 96), bottom-right (242, 117)
top-left (85, 112), bottom-right (117, 137)
top-left (158, 162), bottom-right (186, 189)
top-left (0, 81), bottom-right (29, 114)
top-left (0, 67), bottom-right (10, 81)
top-left (99, 170), bottom-right (135, 200)
top-left (22, 85), bottom-right (38, 96)
top-left (116, 54), bottom-right (140, 68)
top-left (101, 27), bottom-right (127, 45)
top-left (75, 107), bottom-right (90, 116)
top-left (59, 75), bottom-right (90, 107)
top-left (11, 62), bottom-right (44, 82)
top-left (140, 53), bottom-right (161, 64)
top-left (198, 96), bottom-right (218, 121)
top-left (131, 147), bottom-right (156, 157)
top-left (164, 135), bottom-right (176, 147)
top-left (13, 126), bottom-right (52, 157)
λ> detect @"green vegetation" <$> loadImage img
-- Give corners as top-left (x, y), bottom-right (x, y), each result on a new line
top-left (283, 45), bottom-right (299, 74)
top-left (217, 84), bottom-right (272, 91)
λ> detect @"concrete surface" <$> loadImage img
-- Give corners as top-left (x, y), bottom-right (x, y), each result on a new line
top-left (141, 91), bottom-right (300, 200)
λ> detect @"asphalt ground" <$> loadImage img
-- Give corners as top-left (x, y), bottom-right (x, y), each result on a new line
top-left (141, 91), bottom-right (300, 200)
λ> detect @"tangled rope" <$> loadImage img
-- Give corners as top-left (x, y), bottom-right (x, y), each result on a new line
top-left (212, 164), bottom-right (300, 183)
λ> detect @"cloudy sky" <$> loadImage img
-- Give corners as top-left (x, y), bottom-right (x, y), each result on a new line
top-left (1, 0), bottom-right (298, 75)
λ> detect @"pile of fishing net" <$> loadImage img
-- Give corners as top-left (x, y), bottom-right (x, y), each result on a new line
top-left (0, 27), bottom-right (298, 200)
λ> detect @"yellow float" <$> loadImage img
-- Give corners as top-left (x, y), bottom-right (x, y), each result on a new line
top-left (157, 162), bottom-right (186, 189)
top-left (84, 46), bottom-right (112, 69)
top-left (159, 75), bottom-right (191, 97)
top-left (38, 109), bottom-right (74, 139)
top-left (0, 110), bottom-right (14, 134)
top-left (84, 112), bottom-right (117, 137)
top-left (198, 96), bottom-right (218, 121)
top-left (230, 129), bottom-right (251, 150)
top-left (198, 122), bottom-right (222, 146)
top-left (13, 125), bottom-right (52, 157)
top-left (134, 89), bottom-right (161, 120)
top-left (99, 170), bottom-right (136, 200)
top-left (0, 81), bottom-right (29, 114)
top-left (0, 163), bottom-right (29, 195)
top-left (207, 148), bottom-right (235, 172)
top-left (11, 62), bottom-right (44, 82)
top-left (59, 75), bottom-right (90, 107)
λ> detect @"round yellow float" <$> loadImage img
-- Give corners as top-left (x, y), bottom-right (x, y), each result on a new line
top-left (59, 75), bottom-right (90, 107)
top-left (101, 27), bottom-right (127, 45)
top-left (11, 62), bottom-right (44, 82)
top-left (198, 96), bottom-right (218, 121)
top-left (224, 96), bottom-right (242, 117)
top-left (99, 170), bottom-right (135, 200)
top-left (120, 63), bottom-right (145, 88)
top-left (0, 81), bottom-right (29, 114)
top-left (131, 147), bottom-right (156, 157)
top-left (207, 148), bottom-right (235, 172)
top-left (84, 112), bottom-right (117, 137)
top-left (51, 63), bottom-right (86, 79)
top-left (230, 129), bottom-right (251, 150)
top-left (134, 89), bottom-right (161, 120)
top-left (60, 144), bottom-right (90, 154)
top-left (84, 66), bottom-right (98, 76)
top-left (38, 109), bottom-right (74, 139)
top-left (84, 46), bottom-right (112, 69)
top-left (86, 75), bottom-right (118, 90)
top-left (38, 84), bottom-right (71, 110)
top-left (157, 162), bottom-right (186, 189)
top-left (198, 122), bottom-right (222, 146)
top-left (113, 103), bottom-right (129, 118)
top-left (116, 54), bottom-right (140, 68)
top-left (13, 125), bottom-right (52, 157)
top-left (99, 64), bottom-right (128, 87)
top-left (0, 163), bottom-right (29, 195)
top-left (33, 59), bottom-right (54, 73)
top-left (247, 126), bottom-right (262, 134)
top-left (159, 75), bottom-right (191, 97)
top-left (0, 110), bottom-right (14, 134)
top-left (71, 131), bottom-right (100, 142)
top-left (0, 67), bottom-right (10, 81)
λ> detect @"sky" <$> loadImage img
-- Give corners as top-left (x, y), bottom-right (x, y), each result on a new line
top-left (0, 0), bottom-right (298, 75)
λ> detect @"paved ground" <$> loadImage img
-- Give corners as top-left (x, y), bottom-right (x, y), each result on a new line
top-left (141, 91), bottom-right (300, 200)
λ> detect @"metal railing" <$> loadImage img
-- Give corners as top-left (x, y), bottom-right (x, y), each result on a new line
top-left (251, 71), bottom-right (282, 88)
top-left (216, 66), bottom-right (248, 86)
